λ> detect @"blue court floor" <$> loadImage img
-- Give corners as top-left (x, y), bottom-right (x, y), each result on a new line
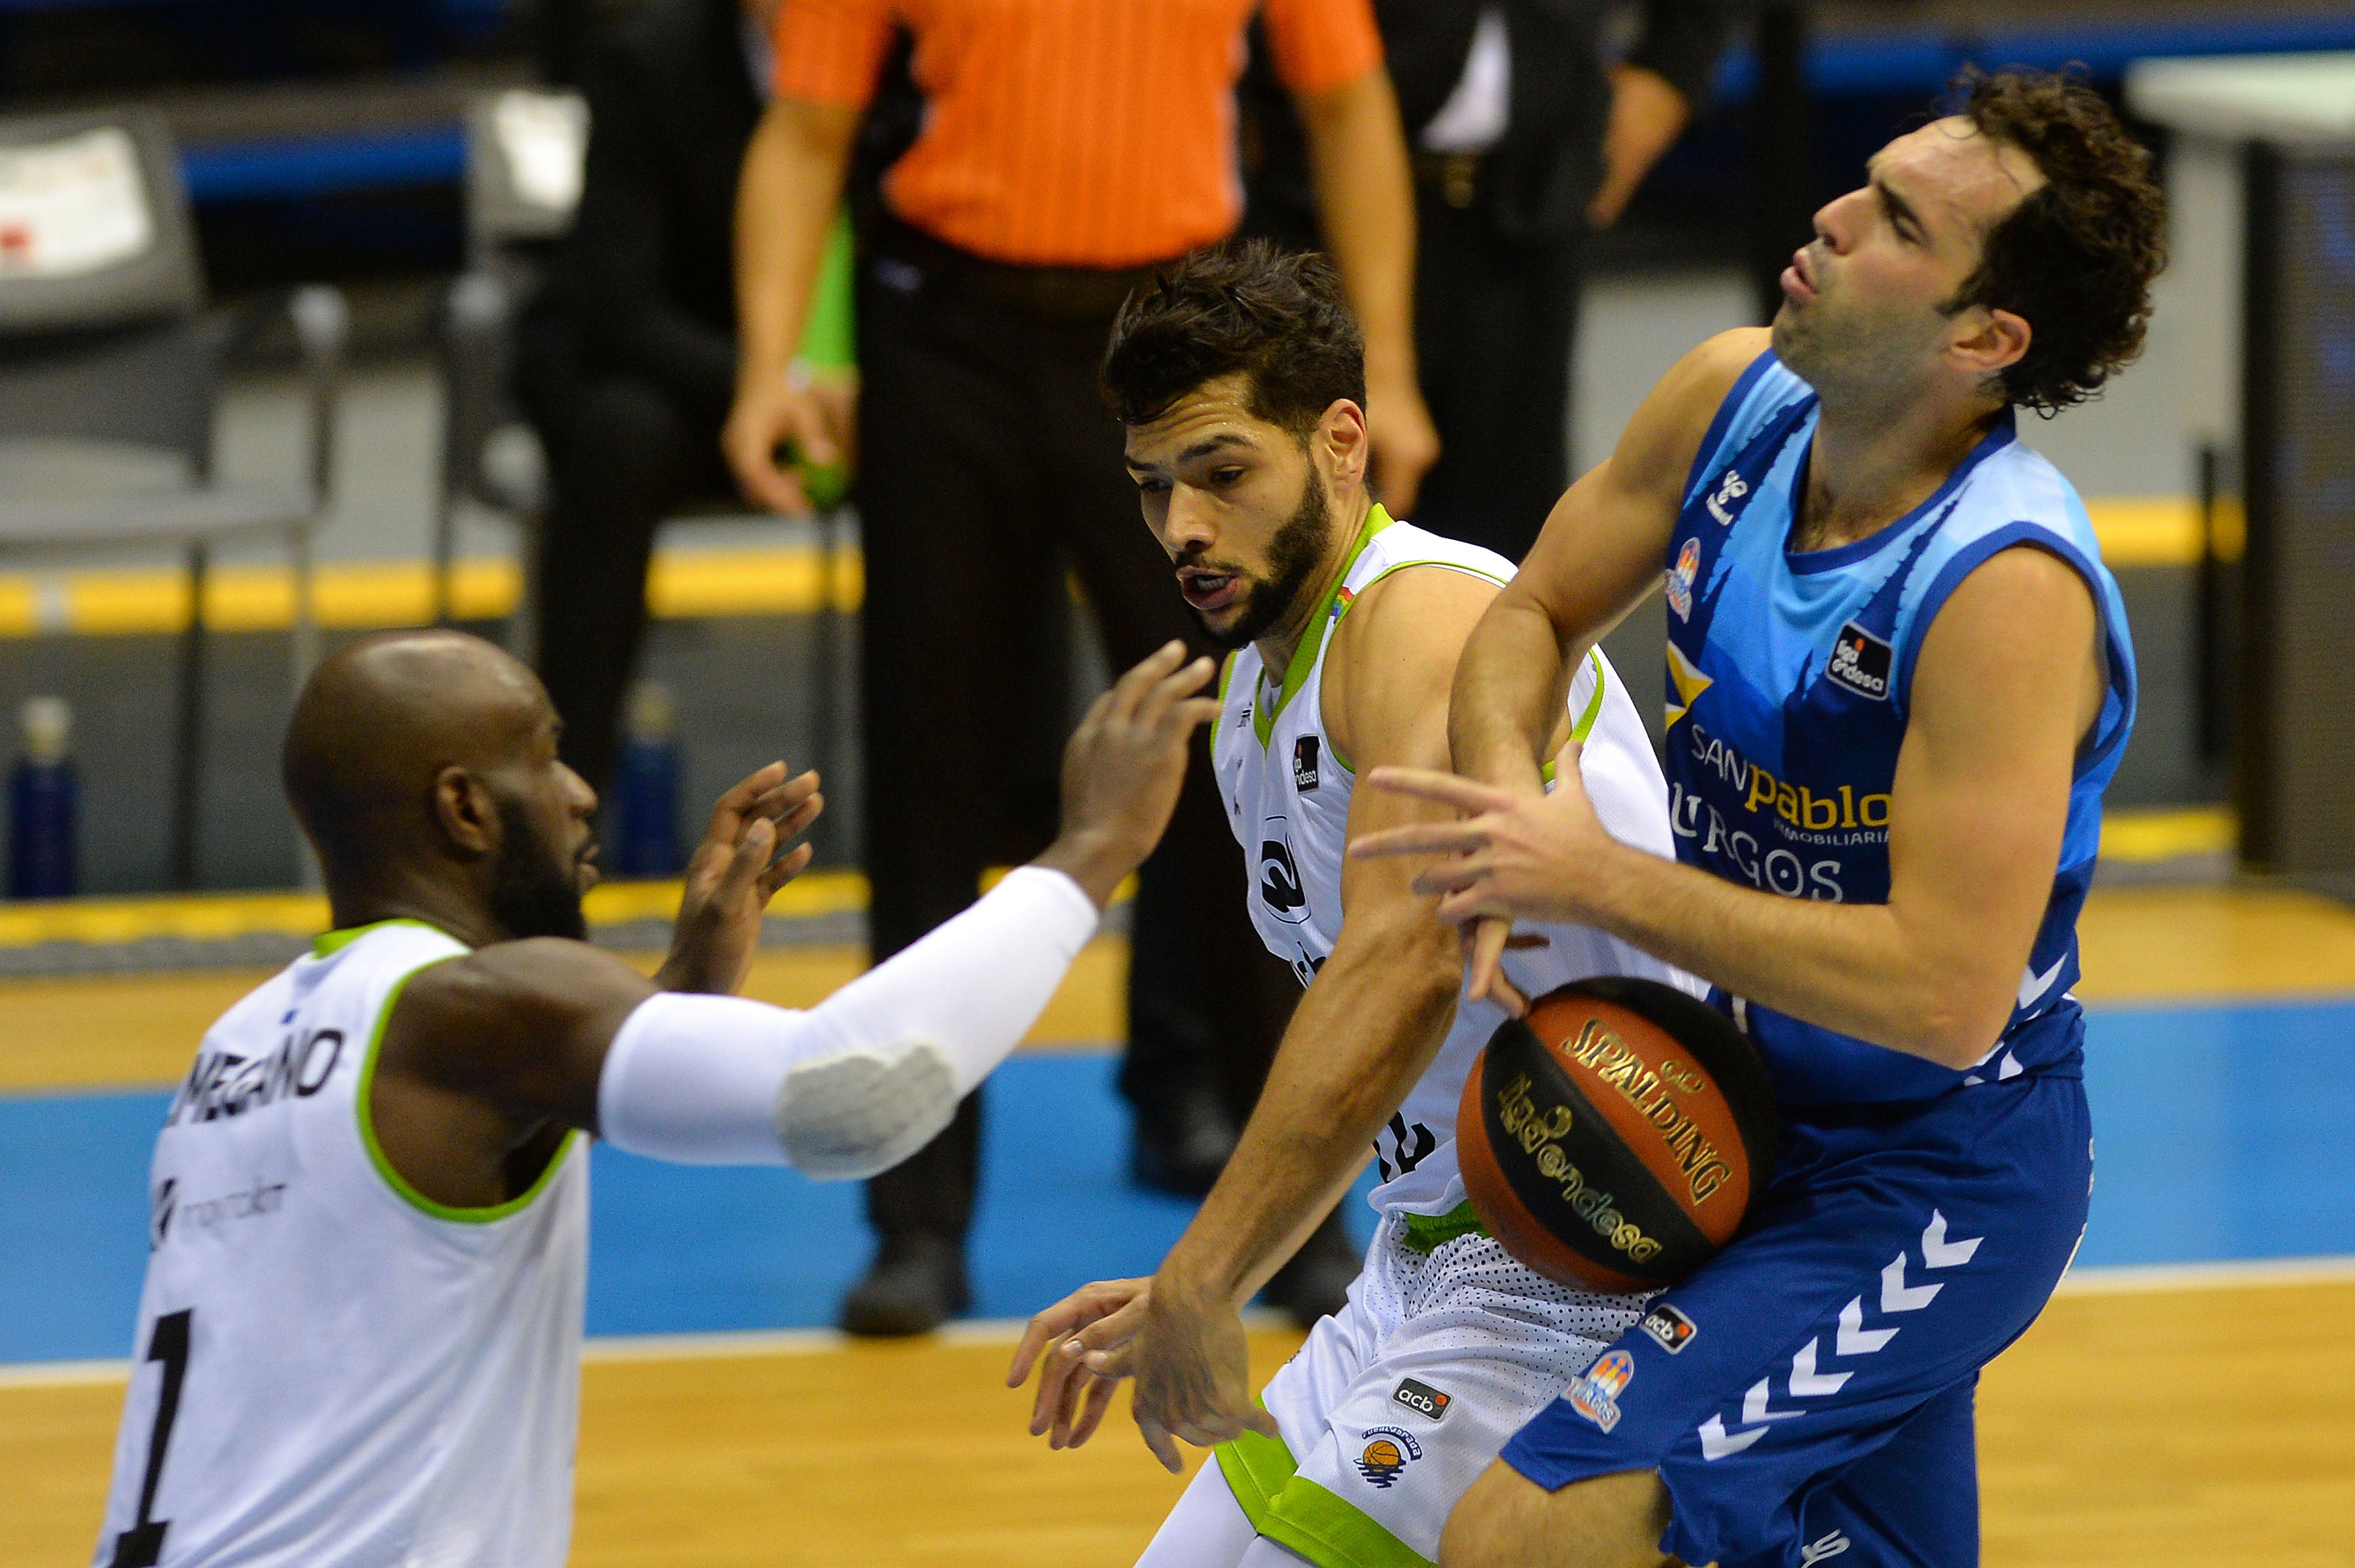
top-left (3, 998), bottom-right (2350, 1367)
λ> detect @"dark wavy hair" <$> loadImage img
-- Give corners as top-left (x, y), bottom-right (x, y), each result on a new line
top-left (1099, 240), bottom-right (1365, 434)
top-left (1940, 67), bottom-right (2168, 415)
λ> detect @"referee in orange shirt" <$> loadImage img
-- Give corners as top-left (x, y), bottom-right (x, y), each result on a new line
top-left (726, 0), bottom-right (1435, 1334)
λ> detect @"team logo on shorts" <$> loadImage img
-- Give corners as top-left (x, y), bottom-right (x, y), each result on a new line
top-left (1800, 1530), bottom-right (1853, 1564)
top-left (1667, 536), bottom-right (1700, 621)
top-left (1568, 1349), bottom-right (1634, 1433)
top-left (1353, 1425), bottom-right (1423, 1488)
top-left (1391, 1378), bottom-right (1452, 1422)
top-left (1293, 735), bottom-right (1321, 793)
top-left (1640, 1302), bottom-right (1697, 1354)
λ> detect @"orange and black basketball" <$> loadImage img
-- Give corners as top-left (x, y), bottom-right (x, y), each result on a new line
top-left (1456, 977), bottom-right (1777, 1293)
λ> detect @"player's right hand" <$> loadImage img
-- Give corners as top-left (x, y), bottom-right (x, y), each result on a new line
top-left (722, 372), bottom-right (854, 516)
top-left (1035, 642), bottom-right (1220, 911)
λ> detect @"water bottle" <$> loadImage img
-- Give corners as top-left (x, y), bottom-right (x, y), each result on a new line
top-left (612, 680), bottom-right (683, 878)
top-left (9, 697), bottom-right (78, 899)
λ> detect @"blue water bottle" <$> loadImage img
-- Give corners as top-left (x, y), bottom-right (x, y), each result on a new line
top-left (8, 696), bottom-right (78, 899)
top-left (612, 680), bottom-right (684, 879)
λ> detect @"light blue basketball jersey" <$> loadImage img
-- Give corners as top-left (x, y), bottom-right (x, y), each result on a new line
top-left (1662, 351), bottom-right (2137, 1104)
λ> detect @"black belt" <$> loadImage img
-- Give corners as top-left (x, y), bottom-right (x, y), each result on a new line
top-left (1412, 150), bottom-right (1487, 211)
top-left (875, 217), bottom-right (1168, 324)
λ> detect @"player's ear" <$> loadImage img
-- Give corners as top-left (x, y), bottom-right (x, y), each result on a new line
top-left (1946, 304), bottom-right (2031, 384)
top-left (431, 765), bottom-right (498, 858)
top-left (1319, 398), bottom-right (1369, 488)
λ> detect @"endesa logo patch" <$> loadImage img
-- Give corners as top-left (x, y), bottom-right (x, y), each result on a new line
top-left (1567, 1349), bottom-right (1635, 1433)
top-left (1824, 621), bottom-right (1893, 701)
top-left (1293, 734), bottom-right (1321, 793)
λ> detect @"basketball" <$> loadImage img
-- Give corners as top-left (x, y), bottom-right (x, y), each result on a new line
top-left (1456, 978), bottom-right (1777, 1293)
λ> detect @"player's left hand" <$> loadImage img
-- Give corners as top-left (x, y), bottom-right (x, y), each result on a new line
top-left (1009, 1276), bottom-right (1152, 1451)
top-left (1123, 1278), bottom-right (1281, 1474)
top-left (657, 763), bottom-right (823, 996)
top-left (1350, 737), bottom-right (1617, 932)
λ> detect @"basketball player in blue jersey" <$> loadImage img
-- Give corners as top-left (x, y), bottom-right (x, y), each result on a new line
top-left (1352, 69), bottom-right (2166, 1567)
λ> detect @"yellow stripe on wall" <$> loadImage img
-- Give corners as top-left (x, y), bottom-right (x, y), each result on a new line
top-left (0, 870), bottom-right (875, 952)
top-left (0, 502), bottom-right (2216, 642)
top-left (1, 543), bottom-right (862, 640)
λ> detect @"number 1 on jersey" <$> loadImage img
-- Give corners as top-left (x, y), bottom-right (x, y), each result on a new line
top-left (110, 1308), bottom-right (192, 1568)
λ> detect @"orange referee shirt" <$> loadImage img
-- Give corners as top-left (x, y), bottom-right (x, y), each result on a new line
top-left (773, 0), bottom-right (1382, 270)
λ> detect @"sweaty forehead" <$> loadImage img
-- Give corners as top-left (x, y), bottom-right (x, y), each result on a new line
top-left (1877, 118), bottom-right (2046, 235)
top-left (1124, 372), bottom-right (1282, 466)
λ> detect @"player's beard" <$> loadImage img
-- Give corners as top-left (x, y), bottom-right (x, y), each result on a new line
top-left (1186, 469), bottom-right (1333, 652)
top-left (487, 794), bottom-right (591, 941)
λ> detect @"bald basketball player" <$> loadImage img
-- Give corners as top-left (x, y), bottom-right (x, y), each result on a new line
top-left (92, 628), bottom-right (1217, 1568)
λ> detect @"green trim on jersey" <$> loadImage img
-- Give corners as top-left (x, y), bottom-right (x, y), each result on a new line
top-left (313, 916), bottom-right (451, 959)
top-left (1252, 504), bottom-right (1399, 749)
top-left (355, 954), bottom-right (579, 1224)
top-left (1571, 648), bottom-right (1609, 744)
top-left (1531, 648), bottom-right (1614, 789)
top-left (1216, 1425), bottom-right (1434, 1568)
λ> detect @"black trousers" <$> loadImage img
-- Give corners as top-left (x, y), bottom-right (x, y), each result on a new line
top-left (519, 335), bottom-right (735, 793)
top-left (1404, 185), bottom-right (1584, 567)
top-left (854, 236), bottom-right (1298, 1241)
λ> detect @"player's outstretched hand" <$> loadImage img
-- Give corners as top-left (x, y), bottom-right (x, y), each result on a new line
top-left (1009, 1277), bottom-right (1152, 1452)
top-left (657, 762), bottom-right (824, 995)
top-left (1034, 642), bottom-right (1220, 911)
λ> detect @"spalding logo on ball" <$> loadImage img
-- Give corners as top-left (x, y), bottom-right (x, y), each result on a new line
top-left (1456, 977), bottom-right (1777, 1293)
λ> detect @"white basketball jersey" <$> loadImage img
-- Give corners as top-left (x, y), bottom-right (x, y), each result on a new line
top-left (1212, 511), bottom-right (1696, 1218)
top-left (94, 919), bottom-right (589, 1568)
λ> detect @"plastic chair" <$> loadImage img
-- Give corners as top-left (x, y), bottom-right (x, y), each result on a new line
top-left (0, 106), bottom-right (345, 889)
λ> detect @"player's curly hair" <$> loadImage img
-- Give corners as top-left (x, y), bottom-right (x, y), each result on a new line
top-left (1940, 67), bottom-right (2168, 415)
top-left (1099, 239), bottom-right (1365, 435)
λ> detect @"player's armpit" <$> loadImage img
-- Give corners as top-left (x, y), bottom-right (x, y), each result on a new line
top-left (381, 940), bottom-right (657, 1133)
top-left (1506, 328), bottom-right (1767, 659)
top-left (1885, 544), bottom-right (2104, 1066)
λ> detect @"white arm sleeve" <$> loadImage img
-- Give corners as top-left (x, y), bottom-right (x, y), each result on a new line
top-left (595, 865), bottom-right (1100, 1178)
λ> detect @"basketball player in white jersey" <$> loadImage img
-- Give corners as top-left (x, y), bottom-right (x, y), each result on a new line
top-left (94, 627), bottom-right (1217, 1568)
top-left (1009, 244), bottom-right (1696, 1568)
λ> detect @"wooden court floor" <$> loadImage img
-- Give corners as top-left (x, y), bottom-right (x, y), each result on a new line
top-left (12, 1278), bottom-right (2354, 1567)
top-left (7, 884), bottom-right (2355, 1565)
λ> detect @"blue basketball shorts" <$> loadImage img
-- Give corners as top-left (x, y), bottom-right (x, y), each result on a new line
top-left (1500, 1070), bottom-right (2093, 1568)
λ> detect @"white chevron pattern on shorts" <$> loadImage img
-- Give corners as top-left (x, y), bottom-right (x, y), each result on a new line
top-left (1743, 1377), bottom-right (1806, 1424)
top-left (1836, 1295), bottom-right (1897, 1355)
top-left (1699, 1414), bottom-right (1768, 1461)
top-left (1881, 1251), bottom-right (1942, 1313)
top-left (1921, 1210), bottom-right (1982, 1268)
top-left (1788, 1336), bottom-right (1852, 1397)
top-left (1699, 1211), bottom-right (1986, 1461)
